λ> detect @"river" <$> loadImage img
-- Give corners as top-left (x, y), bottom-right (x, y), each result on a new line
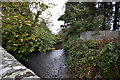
top-left (24, 49), bottom-right (67, 78)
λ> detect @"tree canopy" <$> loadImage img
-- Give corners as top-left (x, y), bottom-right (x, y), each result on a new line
top-left (58, 2), bottom-right (120, 38)
top-left (2, 2), bottom-right (57, 61)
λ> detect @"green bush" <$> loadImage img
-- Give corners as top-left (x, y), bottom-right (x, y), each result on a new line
top-left (2, 2), bottom-right (57, 62)
top-left (65, 37), bottom-right (120, 78)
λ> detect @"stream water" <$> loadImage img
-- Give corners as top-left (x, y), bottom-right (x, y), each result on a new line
top-left (25, 49), bottom-right (67, 78)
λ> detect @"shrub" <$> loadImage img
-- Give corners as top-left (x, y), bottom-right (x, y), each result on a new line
top-left (65, 37), bottom-right (120, 78)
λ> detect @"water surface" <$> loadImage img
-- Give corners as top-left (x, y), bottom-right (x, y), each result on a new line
top-left (25, 49), bottom-right (67, 78)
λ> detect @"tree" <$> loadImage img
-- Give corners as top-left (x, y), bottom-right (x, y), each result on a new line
top-left (97, 2), bottom-right (113, 30)
top-left (58, 2), bottom-right (120, 39)
top-left (113, 2), bottom-right (120, 30)
top-left (58, 2), bottom-right (105, 41)
top-left (2, 2), bottom-right (57, 61)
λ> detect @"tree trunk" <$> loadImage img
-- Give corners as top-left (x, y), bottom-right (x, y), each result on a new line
top-left (101, 3), bottom-right (107, 30)
top-left (113, 2), bottom-right (119, 30)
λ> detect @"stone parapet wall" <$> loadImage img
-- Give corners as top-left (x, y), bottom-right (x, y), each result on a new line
top-left (0, 29), bottom-right (1, 46)
top-left (80, 31), bottom-right (120, 41)
top-left (0, 46), bottom-right (40, 80)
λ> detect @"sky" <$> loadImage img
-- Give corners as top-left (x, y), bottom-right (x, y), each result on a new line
top-left (41, 0), bottom-right (68, 34)
top-left (30, 0), bottom-right (67, 34)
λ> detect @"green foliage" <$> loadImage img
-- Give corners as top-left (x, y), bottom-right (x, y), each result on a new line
top-left (58, 2), bottom-right (119, 43)
top-left (58, 2), bottom-right (107, 35)
top-left (91, 31), bottom-right (100, 36)
top-left (2, 2), bottom-right (57, 62)
top-left (65, 36), bottom-right (120, 78)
